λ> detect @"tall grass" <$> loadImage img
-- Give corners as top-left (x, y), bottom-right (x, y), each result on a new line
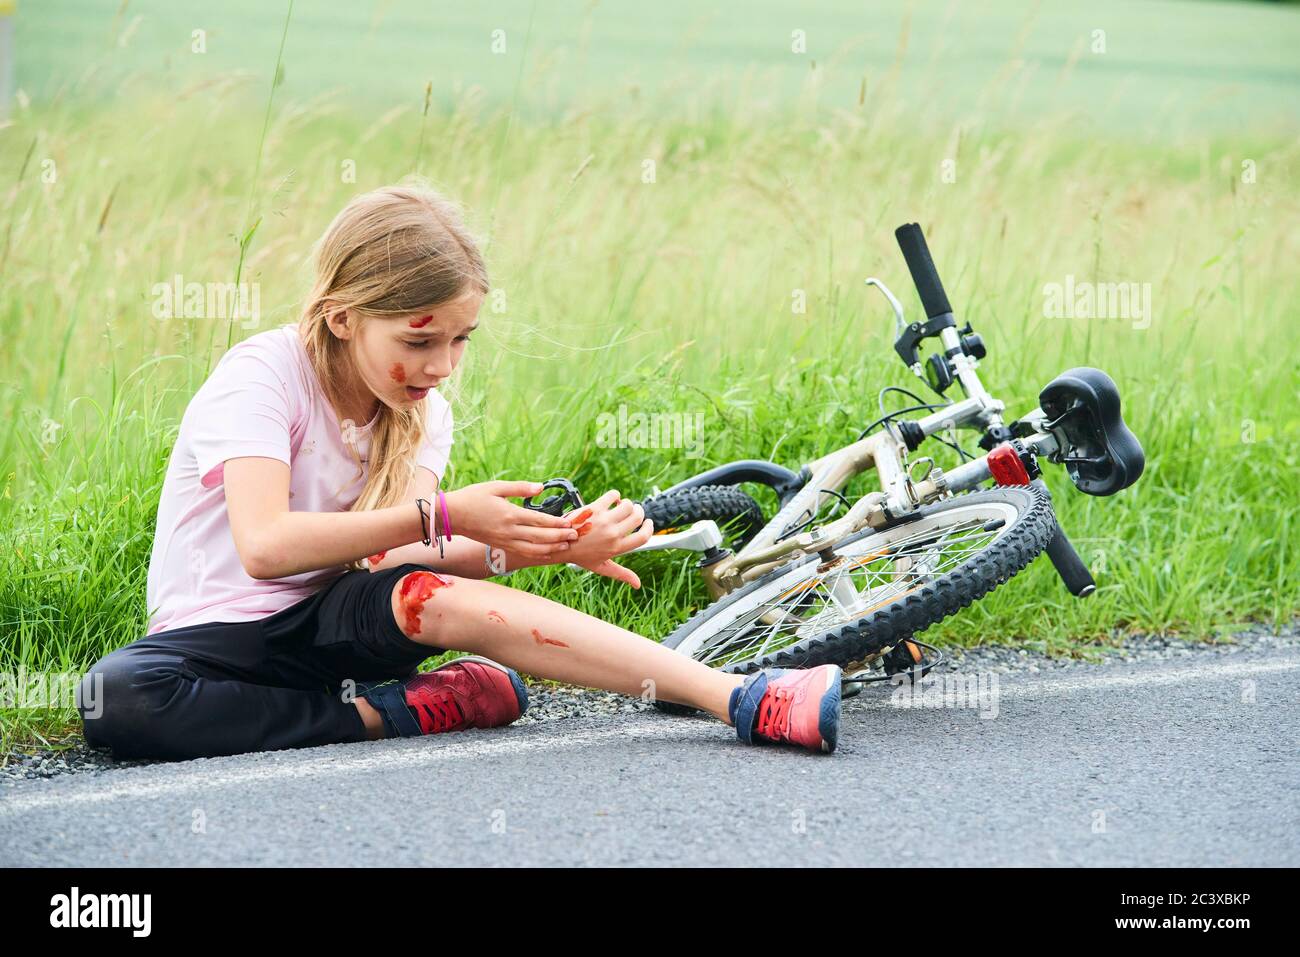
top-left (1, 50), bottom-right (1298, 753)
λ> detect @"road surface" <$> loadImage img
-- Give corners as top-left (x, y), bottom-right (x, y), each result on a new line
top-left (2, 638), bottom-right (1296, 866)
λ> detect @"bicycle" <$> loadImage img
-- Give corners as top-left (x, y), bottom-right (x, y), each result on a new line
top-left (613, 223), bottom-right (1146, 704)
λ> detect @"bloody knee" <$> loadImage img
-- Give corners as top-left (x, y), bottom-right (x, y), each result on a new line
top-left (393, 570), bottom-right (456, 639)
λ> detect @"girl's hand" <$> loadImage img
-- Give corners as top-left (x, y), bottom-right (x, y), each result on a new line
top-left (561, 489), bottom-right (654, 588)
top-left (446, 481), bottom-right (580, 560)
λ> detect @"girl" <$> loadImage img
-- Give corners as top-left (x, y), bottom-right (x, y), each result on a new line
top-left (76, 183), bottom-right (843, 761)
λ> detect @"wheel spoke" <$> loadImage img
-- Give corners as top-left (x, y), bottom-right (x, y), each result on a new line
top-left (676, 504), bottom-right (1019, 667)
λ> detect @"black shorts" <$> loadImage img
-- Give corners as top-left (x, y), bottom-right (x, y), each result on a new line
top-left (259, 562), bottom-right (449, 688)
top-left (78, 563), bottom-right (448, 760)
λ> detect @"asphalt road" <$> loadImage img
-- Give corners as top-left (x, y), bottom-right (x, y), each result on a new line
top-left (2, 641), bottom-right (1296, 866)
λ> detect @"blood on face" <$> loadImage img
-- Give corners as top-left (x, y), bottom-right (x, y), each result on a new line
top-left (388, 362), bottom-right (407, 384)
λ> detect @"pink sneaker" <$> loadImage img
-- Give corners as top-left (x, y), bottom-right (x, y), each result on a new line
top-left (360, 656), bottom-right (529, 738)
top-left (728, 664), bottom-right (842, 753)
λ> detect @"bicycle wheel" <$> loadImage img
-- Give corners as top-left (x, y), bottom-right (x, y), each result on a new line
top-left (638, 484), bottom-right (766, 549)
top-left (659, 483), bottom-right (1056, 675)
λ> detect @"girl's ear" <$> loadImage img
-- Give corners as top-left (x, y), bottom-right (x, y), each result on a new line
top-left (323, 302), bottom-right (354, 341)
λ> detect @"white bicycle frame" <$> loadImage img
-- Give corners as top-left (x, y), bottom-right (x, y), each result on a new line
top-left (625, 279), bottom-right (1066, 599)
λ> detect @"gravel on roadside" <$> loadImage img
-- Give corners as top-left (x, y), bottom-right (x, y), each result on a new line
top-left (3, 620), bottom-right (1296, 785)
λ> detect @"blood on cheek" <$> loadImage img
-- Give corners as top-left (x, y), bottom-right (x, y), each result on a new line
top-left (397, 571), bottom-right (453, 636)
top-left (388, 362), bottom-right (406, 384)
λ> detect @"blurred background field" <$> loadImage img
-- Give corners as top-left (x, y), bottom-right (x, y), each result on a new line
top-left (1, 1), bottom-right (1298, 749)
top-left (20, 0), bottom-right (1300, 132)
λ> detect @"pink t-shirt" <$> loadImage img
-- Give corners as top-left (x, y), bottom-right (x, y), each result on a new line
top-left (145, 324), bottom-right (453, 635)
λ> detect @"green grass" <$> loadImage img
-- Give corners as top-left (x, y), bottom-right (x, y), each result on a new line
top-left (1, 1), bottom-right (1298, 755)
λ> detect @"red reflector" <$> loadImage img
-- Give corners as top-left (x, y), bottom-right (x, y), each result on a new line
top-left (987, 443), bottom-right (1030, 486)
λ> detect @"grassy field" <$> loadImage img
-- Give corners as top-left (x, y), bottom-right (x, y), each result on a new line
top-left (18, 0), bottom-right (1300, 132)
top-left (1, 1), bottom-right (1298, 753)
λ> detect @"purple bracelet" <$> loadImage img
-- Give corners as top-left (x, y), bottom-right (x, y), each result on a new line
top-left (437, 488), bottom-right (453, 541)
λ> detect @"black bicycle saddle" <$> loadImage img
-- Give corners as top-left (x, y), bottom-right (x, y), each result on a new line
top-left (1038, 367), bottom-right (1144, 496)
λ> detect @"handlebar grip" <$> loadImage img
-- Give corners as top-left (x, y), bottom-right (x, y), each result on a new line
top-left (894, 223), bottom-right (953, 319)
top-left (1044, 521), bottom-right (1097, 598)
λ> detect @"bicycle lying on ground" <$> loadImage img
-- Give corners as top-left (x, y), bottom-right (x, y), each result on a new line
top-left (613, 223), bottom-right (1146, 703)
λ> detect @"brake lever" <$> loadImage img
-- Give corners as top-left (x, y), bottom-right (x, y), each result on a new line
top-left (864, 277), bottom-right (907, 337)
top-left (865, 277), bottom-right (928, 385)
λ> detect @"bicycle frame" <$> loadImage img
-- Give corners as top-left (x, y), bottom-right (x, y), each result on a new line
top-left (628, 284), bottom-right (1067, 601)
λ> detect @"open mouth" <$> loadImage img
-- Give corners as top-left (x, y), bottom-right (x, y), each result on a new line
top-left (405, 385), bottom-right (431, 400)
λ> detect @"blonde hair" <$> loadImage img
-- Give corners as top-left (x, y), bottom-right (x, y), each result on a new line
top-left (298, 182), bottom-right (487, 514)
